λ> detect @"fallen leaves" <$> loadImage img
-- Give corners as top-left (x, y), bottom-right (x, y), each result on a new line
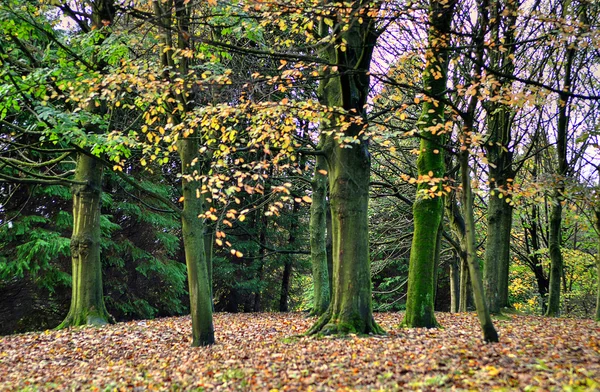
top-left (0, 313), bottom-right (598, 390)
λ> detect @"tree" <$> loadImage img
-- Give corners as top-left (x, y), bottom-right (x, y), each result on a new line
top-left (402, 0), bottom-right (456, 328)
top-left (482, 0), bottom-right (519, 314)
top-left (308, 0), bottom-right (383, 335)
top-left (308, 145), bottom-right (330, 316)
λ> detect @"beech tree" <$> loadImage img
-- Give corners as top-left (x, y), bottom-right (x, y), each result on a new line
top-left (308, 0), bottom-right (383, 335)
top-left (402, 0), bottom-right (456, 328)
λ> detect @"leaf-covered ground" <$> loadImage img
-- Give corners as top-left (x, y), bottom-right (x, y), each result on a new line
top-left (1, 313), bottom-right (598, 391)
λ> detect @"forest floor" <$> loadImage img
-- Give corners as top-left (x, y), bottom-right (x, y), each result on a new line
top-left (0, 312), bottom-right (598, 391)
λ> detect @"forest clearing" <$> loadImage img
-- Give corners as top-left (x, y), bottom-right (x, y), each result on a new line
top-left (1, 312), bottom-right (599, 391)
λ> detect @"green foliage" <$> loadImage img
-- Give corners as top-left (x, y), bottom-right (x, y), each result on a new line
top-left (0, 170), bottom-right (189, 333)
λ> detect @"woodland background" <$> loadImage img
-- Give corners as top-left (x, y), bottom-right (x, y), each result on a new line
top-left (0, 0), bottom-right (599, 341)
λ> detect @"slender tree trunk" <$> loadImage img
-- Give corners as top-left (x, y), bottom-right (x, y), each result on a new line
top-left (280, 199), bottom-right (300, 312)
top-left (253, 208), bottom-right (268, 312)
top-left (204, 230), bottom-right (213, 308)
top-left (326, 205), bottom-right (333, 299)
top-left (595, 201), bottom-right (600, 322)
top-left (460, 150), bottom-right (499, 343)
top-left (433, 219), bottom-right (443, 305)
top-left (178, 137), bottom-right (214, 346)
top-left (459, 258), bottom-right (469, 312)
top-left (58, 153), bottom-right (112, 328)
top-left (546, 47), bottom-right (575, 317)
top-left (309, 150), bottom-right (330, 316)
top-left (403, 0), bottom-right (455, 328)
top-left (445, 193), bottom-right (469, 313)
top-left (449, 253), bottom-right (460, 313)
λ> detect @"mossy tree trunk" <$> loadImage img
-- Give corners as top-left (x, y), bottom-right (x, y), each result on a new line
top-left (309, 148), bottom-right (330, 316)
top-left (58, 153), bottom-right (112, 328)
top-left (308, 1), bottom-right (382, 335)
top-left (308, 137), bottom-right (383, 335)
top-left (403, 0), bottom-right (455, 329)
top-left (178, 137), bottom-right (214, 346)
top-left (483, 0), bottom-right (518, 314)
top-left (58, 0), bottom-right (115, 329)
top-left (546, 47), bottom-right (574, 317)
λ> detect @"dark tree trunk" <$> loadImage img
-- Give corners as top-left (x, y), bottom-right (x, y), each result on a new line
top-left (546, 47), bottom-right (575, 317)
top-left (309, 147), bottom-right (330, 316)
top-left (449, 253), bottom-right (460, 313)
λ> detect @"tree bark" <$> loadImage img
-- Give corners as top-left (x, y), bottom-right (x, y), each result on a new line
top-left (460, 150), bottom-right (499, 343)
top-left (449, 252), bottom-right (460, 313)
top-left (546, 47), bottom-right (574, 317)
top-left (280, 199), bottom-right (300, 312)
top-left (58, 0), bottom-right (115, 329)
top-left (483, 0), bottom-right (518, 314)
top-left (309, 149), bottom-right (330, 316)
top-left (178, 137), bottom-right (214, 346)
top-left (308, 139), bottom-right (382, 334)
top-left (403, 0), bottom-right (455, 328)
top-left (307, 0), bottom-right (382, 335)
top-left (58, 153), bottom-right (112, 328)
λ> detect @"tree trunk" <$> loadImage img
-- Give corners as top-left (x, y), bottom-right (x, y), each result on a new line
top-left (279, 261), bottom-right (292, 312)
top-left (433, 219), bottom-right (443, 305)
top-left (308, 140), bottom-right (382, 334)
top-left (445, 193), bottom-right (469, 313)
top-left (595, 201), bottom-right (600, 322)
top-left (403, 0), bottom-right (455, 328)
top-left (484, 194), bottom-right (513, 313)
top-left (309, 151), bottom-right (330, 316)
top-left (546, 47), bottom-right (574, 317)
top-left (460, 150), bottom-right (499, 343)
top-left (483, 0), bottom-right (518, 314)
top-left (58, 153), bottom-right (112, 328)
top-left (449, 253), bottom-right (460, 313)
top-left (307, 0), bottom-right (382, 335)
top-left (546, 201), bottom-right (564, 317)
top-left (280, 199), bottom-right (300, 312)
top-left (58, 0), bottom-right (115, 329)
top-left (459, 258), bottom-right (469, 312)
top-left (178, 137), bottom-right (214, 346)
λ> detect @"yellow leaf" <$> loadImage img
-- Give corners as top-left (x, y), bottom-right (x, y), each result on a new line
top-left (178, 196), bottom-right (185, 202)
top-left (414, 97), bottom-right (421, 104)
top-left (235, 251), bottom-right (243, 258)
top-left (302, 195), bottom-right (312, 203)
top-left (216, 239), bottom-right (223, 246)
top-left (239, 215), bottom-right (246, 222)
top-left (318, 169), bottom-right (328, 175)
